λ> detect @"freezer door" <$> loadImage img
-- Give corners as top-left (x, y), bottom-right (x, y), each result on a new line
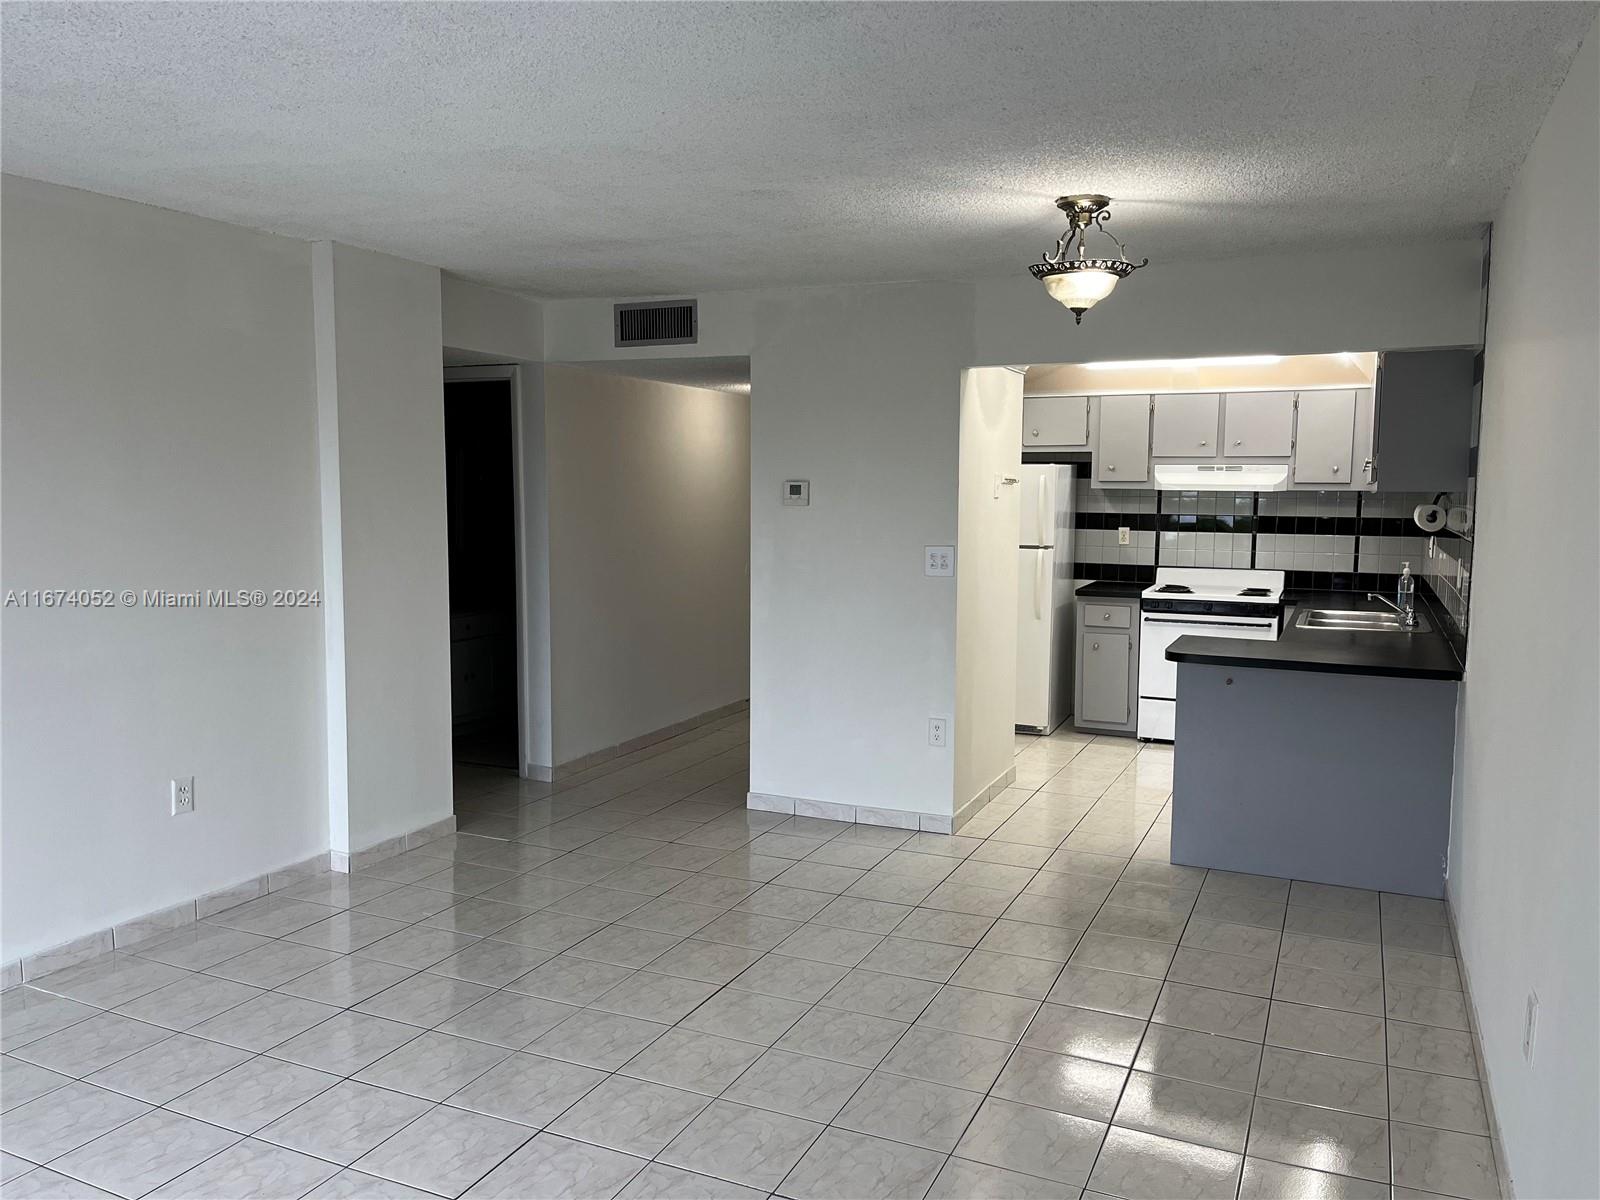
top-left (1015, 548), bottom-right (1053, 729)
top-left (1017, 465), bottom-right (1056, 547)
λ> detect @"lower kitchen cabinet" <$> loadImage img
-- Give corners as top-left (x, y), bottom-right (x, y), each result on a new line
top-left (1075, 598), bottom-right (1139, 734)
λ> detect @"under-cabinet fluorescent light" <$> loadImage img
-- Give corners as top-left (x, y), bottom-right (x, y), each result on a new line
top-left (1082, 355), bottom-right (1285, 371)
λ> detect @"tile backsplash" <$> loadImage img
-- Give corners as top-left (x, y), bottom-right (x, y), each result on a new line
top-left (1072, 479), bottom-right (1474, 642)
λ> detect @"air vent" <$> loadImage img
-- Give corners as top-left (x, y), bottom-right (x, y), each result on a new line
top-left (615, 299), bottom-right (697, 347)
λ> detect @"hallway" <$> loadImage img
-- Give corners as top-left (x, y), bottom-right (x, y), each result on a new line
top-left (3, 712), bottom-right (1494, 1198)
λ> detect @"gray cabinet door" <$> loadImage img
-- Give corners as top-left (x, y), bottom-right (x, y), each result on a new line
top-left (1023, 395), bottom-right (1089, 447)
top-left (1078, 630), bottom-right (1132, 725)
top-left (1152, 393), bottom-right (1220, 457)
top-left (1223, 391), bottom-right (1295, 456)
top-left (1095, 395), bottom-right (1151, 483)
top-left (1293, 390), bottom-right (1358, 484)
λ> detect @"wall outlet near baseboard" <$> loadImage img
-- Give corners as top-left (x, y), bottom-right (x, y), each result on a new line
top-left (928, 717), bottom-right (948, 748)
top-left (1522, 990), bottom-right (1539, 1062)
top-left (171, 776), bottom-right (195, 816)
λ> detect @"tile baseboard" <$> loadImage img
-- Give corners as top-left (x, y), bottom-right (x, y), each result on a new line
top-left (332, 813), bottom-right (458, 874)
top-left (1447, 897), bottom-right (1517, 1200)
top-left (954, 765), bottom-right (1017, 834)
top-left (543, 699), bottom-right (749, 780)
top-left (746, 792), bottom-right (949, 833)
top-left (2, 810), bottom-right (454, 988)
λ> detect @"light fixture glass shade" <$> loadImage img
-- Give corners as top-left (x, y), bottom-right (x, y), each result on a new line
top-left (1042, 267), bottom-right (1119, 317)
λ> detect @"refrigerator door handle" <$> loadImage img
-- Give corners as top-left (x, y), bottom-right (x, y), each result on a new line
top-left (1037, 476), bottom-right (1048, 545)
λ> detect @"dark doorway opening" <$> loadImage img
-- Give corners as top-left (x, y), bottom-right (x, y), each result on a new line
top-left (444, 379), bottom-right (519, 770)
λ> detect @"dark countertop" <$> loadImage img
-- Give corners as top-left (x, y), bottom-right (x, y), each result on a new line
top-left (1073, 581), bottom-right (1146, 599)
top-left (1167, 591), bottom-right (1464, 681)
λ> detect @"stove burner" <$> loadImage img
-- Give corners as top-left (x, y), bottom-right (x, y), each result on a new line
top-left (1238, 587), bottom-right (1271, 597)
top-left (1155, 584), bottom-right (1194, 594)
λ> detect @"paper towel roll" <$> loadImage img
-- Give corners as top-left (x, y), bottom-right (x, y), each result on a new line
top-left (1413, 504), bottom-right (1446, 532)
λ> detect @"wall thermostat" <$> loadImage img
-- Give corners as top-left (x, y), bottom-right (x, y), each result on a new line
top-left (782, 480), bottom-right (810, 506)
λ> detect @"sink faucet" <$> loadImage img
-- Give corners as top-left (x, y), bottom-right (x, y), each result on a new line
top-left (1366, 592), bottom-right (1418, 628)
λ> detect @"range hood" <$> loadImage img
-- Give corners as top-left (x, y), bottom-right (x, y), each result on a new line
top-left (1152, 463), bottom-right (1290, 491)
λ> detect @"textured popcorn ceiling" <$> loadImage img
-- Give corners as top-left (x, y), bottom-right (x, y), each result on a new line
top-left (2, 2), bottom-right (1593, 298)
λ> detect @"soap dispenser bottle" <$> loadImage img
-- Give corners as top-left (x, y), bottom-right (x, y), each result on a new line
top-left (1397, 562), bottom-right (1415, 612)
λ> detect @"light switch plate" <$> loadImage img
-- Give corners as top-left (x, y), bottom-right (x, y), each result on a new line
top-left (924, 546), bottom-right (954, 577)
top-left (1118, 526), bottom-right (1131, 545)
top-left (782, 480), bottom-right (810, 506)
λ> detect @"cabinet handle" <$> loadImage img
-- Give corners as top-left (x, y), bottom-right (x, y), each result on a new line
top-left (1031, 429), bottom-right (1039, 437)
top-left (1102, 612), bottom-right (1111, 620)
top-left (1106, 464), bottom-right (1117, 472)
top-left (1092, 641), bottom-right (1100, 651)
top-left (1331, 465), bottom-right (1340, 474)
top-left (1234, 439), bottom-right (1242, 446)
top-left (1199, 440), bottom-right (1207, 446)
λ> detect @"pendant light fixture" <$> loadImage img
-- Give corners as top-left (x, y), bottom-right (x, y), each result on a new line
top-left (1029, 195), bottom-right (1148, 324)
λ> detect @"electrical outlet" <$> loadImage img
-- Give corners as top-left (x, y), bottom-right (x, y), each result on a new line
top-left (1117, 526), bottom-right (1131, 546)
top-left (1523, 991), bottom-right (1539, 1062)
top-left (171, 776), bottom-right (195, 816)
top-left (924, 546), bottom-right (954, 577)
top-left (928, 717), bottom-right (948, 748)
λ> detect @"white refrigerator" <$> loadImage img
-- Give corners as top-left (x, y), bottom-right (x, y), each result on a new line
top-left (1015, 464), bottom-right (1077, 734)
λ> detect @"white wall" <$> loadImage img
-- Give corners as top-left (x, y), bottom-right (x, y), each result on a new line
top-left (749, 283), bottom-right (974, 817)
top-left (442, 274), bottom-right (544, 362)
top-left (954, 368), bottom-right (1024, 814)
top-left (1, 177), bottom-right (326, 960)
top-left (1448, 25), bottom-right (1599, 1199)
top-left (313, 243), bottom-right (453, 853)
top-left (971, 237), bottom-right (1487, 366)
top-left (545, 290), bottom-right (756, 362)
top-left (543, 366), bottom-right (750, 764)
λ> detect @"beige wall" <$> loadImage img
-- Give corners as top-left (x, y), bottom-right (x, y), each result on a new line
top-left (1448, 23), bottom-right (1599, 1198)
top-left (543, 366), bottom-right (750, 764)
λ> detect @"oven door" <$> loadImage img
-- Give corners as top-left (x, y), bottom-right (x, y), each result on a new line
top-left (1137, 613), bottom-right (1279, 740)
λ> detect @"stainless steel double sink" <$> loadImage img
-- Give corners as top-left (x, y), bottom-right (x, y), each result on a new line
top-left (1294, 607), bottom-right (1432, 634)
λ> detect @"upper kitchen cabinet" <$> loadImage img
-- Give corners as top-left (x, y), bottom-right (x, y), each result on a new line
top-left (1292, 389), bottom-right (1360, 485)
top-left (1223, 391), bottom-right (1295, 456)
top-left (1095, 394), bottom-right (1152, 484)
top-left (1151, 393), bottom-right (1220, 457)
top-left (1374, 349), bottom-right (1476, 492)
top-left (1022, 394), bottom-right (1090, 449)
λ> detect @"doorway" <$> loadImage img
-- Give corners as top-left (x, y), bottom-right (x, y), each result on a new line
top-left (444, 375), bottom-right (520, 770)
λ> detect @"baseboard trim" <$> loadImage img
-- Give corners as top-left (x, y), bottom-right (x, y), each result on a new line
top-left (954, 765), bottom-right (1018, 834)
top-left (331, 814), bottom-right (458, 874)
top-left (1447, 896), bottom-right (1517, 1200)
top-left (746, 791), bottom-right (943, 833)
top-left (3, 813), bottom-right (457, 988)
top-left (546, 700), bottom-right (748, 780)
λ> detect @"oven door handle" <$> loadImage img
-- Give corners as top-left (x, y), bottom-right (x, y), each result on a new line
top-left (1141, 617), bottom-right (1276, 629)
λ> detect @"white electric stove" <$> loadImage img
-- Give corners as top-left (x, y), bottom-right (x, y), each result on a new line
top-left (1137, 567), bottom-right (1286, 740)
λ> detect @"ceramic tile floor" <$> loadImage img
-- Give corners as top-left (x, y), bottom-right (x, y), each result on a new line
top-left (1, 717), bottom-right (1503, 1199)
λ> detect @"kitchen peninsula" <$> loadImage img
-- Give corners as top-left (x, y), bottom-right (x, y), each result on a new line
top-left (1166, 593), bottom-right (1464, 897)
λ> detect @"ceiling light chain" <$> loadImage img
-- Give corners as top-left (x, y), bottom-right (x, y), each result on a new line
top-left (1029, 194), bottom-right (1148, 324)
